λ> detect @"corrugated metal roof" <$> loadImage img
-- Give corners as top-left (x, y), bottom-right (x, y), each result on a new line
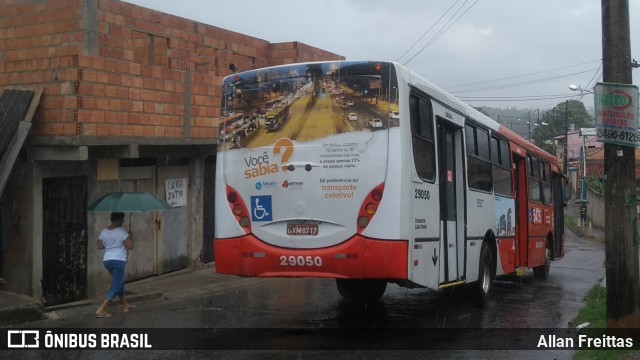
top-left (0, 89), bottom-right (33, 158)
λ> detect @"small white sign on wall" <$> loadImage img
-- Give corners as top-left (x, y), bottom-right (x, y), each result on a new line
top-left (165, 178), bottom-right (187, 207)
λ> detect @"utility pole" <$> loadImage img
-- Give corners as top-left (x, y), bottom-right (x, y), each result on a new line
top-left (564, 100), bottom-right (569, 175)
top-left (601, 0), bottom-right (640, 328)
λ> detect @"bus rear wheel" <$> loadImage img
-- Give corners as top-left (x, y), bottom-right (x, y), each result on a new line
top-left (336, 279), bottom-right (387, 302)
top-left (533, 248), bottom-right (551, 280)
top-left (472, 242), bottom-right (494, 306)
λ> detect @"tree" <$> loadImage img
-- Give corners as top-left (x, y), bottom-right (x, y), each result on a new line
top-left (532, 100), bottom-right (594, 154)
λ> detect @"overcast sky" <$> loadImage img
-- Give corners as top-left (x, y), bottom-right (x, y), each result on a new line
top-left (124, 0), bottom-right (640, 111)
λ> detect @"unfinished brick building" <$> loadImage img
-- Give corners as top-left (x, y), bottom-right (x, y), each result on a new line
top-left (0, 0), bottom-right (343, 304)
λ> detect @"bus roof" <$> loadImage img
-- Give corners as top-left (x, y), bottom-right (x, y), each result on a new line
top-left (264, 96), bottom-right (285, 105)
top-left (266, 105), bottom-right (287, 118)
top-left (396, 62), bottom-right (559, 169)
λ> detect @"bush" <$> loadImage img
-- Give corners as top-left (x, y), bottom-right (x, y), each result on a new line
top-left (587, 177), bottom-right (604, 195)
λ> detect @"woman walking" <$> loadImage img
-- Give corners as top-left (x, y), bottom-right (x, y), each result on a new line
top-left (96, 212), bottom-right (135, 317)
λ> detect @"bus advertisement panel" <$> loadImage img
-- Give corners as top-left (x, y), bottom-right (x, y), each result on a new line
top-left (216, 62), bottom-right (402, 288)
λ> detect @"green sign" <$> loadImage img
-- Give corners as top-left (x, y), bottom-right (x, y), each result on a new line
top-left (594, 82), bottom-right (640, 147)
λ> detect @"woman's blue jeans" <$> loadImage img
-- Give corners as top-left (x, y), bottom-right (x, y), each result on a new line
top-left (103, 260), bottom-right (126, 301)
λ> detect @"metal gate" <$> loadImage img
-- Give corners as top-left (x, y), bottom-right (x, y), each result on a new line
top-left (42, 176), bottom-right (88, 306)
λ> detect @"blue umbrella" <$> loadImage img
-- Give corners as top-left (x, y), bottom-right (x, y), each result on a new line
top-left (88, 192), bottom-right (172, 212)
top-left (88, 192), bottom-right (172, 230)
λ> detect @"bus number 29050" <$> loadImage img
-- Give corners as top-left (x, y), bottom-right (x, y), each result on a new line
top-left (280, 255), bottom-right (323, 267)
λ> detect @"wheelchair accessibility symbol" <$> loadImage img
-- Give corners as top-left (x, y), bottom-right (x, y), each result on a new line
top-left (251, 195), bottom-right (273, 222)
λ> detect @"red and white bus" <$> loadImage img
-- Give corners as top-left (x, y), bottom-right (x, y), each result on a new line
top-left (214, 61), bottom-right (565, 303)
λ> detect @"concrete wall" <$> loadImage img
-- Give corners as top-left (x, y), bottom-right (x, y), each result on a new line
top-left (88, 159), bottom-right (205, 300)
top-left (2, 161), bottom-right (91, 300)
top-left (585, 186), bottom-right (640, 232)
top-left (87, 164), bottom-right (158, 298)
top-left (0, 155), bottom-right (207, 300)
top-left (586, 187), bottom-right (605, 229)
top-left (0, 162), bottom-right (34, 294)
top-left (188, 157), bottom-right (205, 267)
top-left (156, 165), bottom-right (190, 273)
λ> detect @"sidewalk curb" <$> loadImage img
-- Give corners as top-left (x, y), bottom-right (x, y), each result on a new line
top-left (128, 291), bottom-right (164, 304)
top-left (0, 265), bottom-right (216, 325)
top-left (41, 266), bottom-right (212, 313)
top-left (44, 291), bottom-right (164, 313)
top-left (0, 300), bottom-right (44, 326)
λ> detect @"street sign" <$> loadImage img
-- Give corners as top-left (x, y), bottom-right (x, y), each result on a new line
top-left (594, 82), bottom-right (640, 147)
top-left (165, 178), bottom-right (187, 207)
top-left (579, 128), bottom-right (596, 137)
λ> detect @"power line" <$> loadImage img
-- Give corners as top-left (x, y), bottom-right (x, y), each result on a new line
top-left (450, 68), bottom-right (599, 94)
top-left (396, 0), bottom-right (461, 62)
top-left (583, 62), bottom-right (603, 90)
top-left (413, 0), bottom-right (481, 58)
top-left (459, 93), bottom-right (575, 99)
top-left (420, 0), bottom-right (480, 50)
top-left (585, 147), bottom-right (604, 160)
top-left (443, 59), bottom-right (602, 89)
top-left (577, 63), bottom-right (603, 101)
top-left (403, 0), bottom-right (470, 65)
top-left (404, 0), bottom-right (480, 65)
top-left (460, 94), bottom-right (578, 102)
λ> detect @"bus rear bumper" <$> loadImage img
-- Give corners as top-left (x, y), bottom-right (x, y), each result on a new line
top-left (214, 234), bottom-right (408, 280)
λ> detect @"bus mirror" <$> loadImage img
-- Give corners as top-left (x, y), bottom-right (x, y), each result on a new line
top-left (563, 184), bottom-right (572, 204)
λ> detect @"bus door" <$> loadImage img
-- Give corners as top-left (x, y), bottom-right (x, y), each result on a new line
top-left (552, 173), bottom-right (565, 259)
top-left (513, 153), bottom-right (528, 268)
top-left (409, 94), bottom-right (440, 289)
top-left (437, 118), bottom-right (465, 283)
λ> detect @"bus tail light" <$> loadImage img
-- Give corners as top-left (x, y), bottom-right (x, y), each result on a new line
top-left (357, 182), bottom-right (384, 233)
top-left (226, 185), bottom-right (251, 233)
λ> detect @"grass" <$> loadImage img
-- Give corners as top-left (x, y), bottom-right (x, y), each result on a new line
top-left (573, 285), bottom-right (606, 328)
top-left (567, 208), bottom-right (637, 359)
top-left (572, 285), bottom-right (636, 360)
top-left (565, 211), bottom-right (586, 237)
top-left (566, 205), bottom-right (635, 359)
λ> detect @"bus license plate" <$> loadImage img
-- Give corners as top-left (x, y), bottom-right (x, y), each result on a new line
top-left (287, 224), bottom-right (319, 236)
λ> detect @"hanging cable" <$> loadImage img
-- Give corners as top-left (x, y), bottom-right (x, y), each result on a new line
top-left (396, 0), bottom-right (461, 62)
top-left (450, 68), bottom-right (598, 94)
top-left (444, 59), bottom-right (602, 89)
top-left (404, 0), bottom-right (480, 65)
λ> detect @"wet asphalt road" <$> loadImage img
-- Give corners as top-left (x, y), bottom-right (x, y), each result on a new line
top-left (7, 228), bottom-right (604, 359)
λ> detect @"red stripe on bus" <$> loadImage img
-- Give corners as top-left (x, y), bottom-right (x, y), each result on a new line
top-left (497, 125), bottom-right (559, 168)
top-left (214, 234), bottom-right (408, 280)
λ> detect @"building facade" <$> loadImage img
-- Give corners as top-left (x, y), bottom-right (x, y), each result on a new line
top-left (0, 0), bottom-right (343, 305)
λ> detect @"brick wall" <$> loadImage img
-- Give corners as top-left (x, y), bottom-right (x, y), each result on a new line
top-left (0, 0), bottom-right (344, 140)
top-left (0, 0), bottom-right (83, 136)
top-left (268, 41), bottom-right (344, 65)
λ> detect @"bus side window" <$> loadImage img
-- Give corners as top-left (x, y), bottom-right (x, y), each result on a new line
top-left (409, 95), bottom-right (435, 181)
top-left (527, 155), bottom-right (542, 203)
top-left (465, 124), bottom-right (492, 192)
top-left (540, 161), bottom-right (552, 205)
top-left (492, 137), bottom-right (513, 197)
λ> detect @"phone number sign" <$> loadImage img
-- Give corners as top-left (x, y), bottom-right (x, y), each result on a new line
top-left (594, 82), bottom-right (639, 147)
